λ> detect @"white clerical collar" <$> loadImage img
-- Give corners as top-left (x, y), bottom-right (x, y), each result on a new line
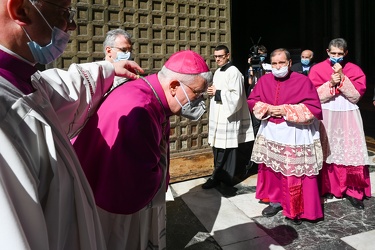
top-left (302, 65), bottom-right (310, 70)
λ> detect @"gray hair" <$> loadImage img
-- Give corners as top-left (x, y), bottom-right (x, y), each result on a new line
top-left (103, 29), bottom-right (132, 53)
top-left (158, 66), bottom-right (213, 89)
top-left (328, 38), bottom-right (348, 52)
top-left (270, 48), bottom-right (291, 60)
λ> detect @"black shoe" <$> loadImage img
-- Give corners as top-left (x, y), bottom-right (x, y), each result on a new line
top-left (323, 193), bottom-right (334, 199)
top-left (262, 205), bottom-right (283, 217)
top-left (285, 217), bottom-right (302, 225)
top-left (346, 195), bottom-right (364, 210)
top-left (202, 178), bottom-right (220, 189)
top-left (219, 185), bottom-right (238, 197)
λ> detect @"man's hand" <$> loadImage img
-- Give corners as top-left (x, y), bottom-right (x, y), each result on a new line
top-left (332, 62), bottom-right (343, 75)
top-left (330, 73), bottom-right (341, 87)
top-left (331, 62), bottom-right (344, 86)
top-left (207, 86), bottom-right (216, 97)
top-left (113, 60), bottom-right (144, 79)
top-left (267, 105), bottom-right (285, 117)
top-left (248, 77), bottom-right (253, 85)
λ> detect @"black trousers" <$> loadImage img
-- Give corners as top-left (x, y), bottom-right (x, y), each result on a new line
top-left (211, 141), bottom-right (256, 186)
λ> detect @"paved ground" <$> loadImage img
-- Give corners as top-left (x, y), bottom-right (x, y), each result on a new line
top-left (165, 96), bottom-right (375, 249)
top-left (166, 157), bottom-right (375, 250)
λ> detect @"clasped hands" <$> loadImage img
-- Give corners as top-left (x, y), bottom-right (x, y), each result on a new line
top-left (267, 105), bottom-right (285, 118)
top-left (330, 63), bottom-right (344, 87)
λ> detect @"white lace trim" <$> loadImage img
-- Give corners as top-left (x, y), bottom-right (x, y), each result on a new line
top-left (251, 135), bottom-right (323, 177)
top-left (320, 109), bottom-right (369, 165)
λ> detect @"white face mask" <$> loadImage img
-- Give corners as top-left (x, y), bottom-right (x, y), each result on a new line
top-left (272, 65), bottom-right (289, 78)
top-left (177, 96), bottom-right (206, 121)
top-left (175, 82), bottom-right (206, 121)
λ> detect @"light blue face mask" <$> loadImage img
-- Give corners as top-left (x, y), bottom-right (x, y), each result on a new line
top-left (24, 0), bottom-right (70, 64)
top-left (301, 58), bottom-right (310, 66)
top-left (330, 57), bottom-right (344, 64)
top-left (114, 51), bottom-right (132, 62)
top-left (25, 28), bottom-right (70, 64)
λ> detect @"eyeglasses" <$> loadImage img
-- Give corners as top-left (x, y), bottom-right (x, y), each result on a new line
top-left (112, 47), bottom-right (132, 53)
top-left (41, 0), bottom-right (76, 23)
top-left (214, 54), bottom-right (227, 59)
top-left (180, 82), bottom-right (205, 97)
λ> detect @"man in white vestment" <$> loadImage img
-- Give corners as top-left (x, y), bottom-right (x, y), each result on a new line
top-left (0, 0), bottom-right (142, 249)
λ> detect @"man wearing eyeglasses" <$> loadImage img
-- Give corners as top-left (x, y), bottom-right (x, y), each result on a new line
top-left (0, 0), bottom-right (143, 249)
top-left (309, 38), bottom-right (370, 210)
top-left (203, 45), bottom-right (255, 189)
top-left (73, 50), bottom-right (212, 249)
top-left (103, 28), bottom-right (134, 94)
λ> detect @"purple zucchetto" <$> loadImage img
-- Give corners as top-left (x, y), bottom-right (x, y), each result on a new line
top-left (165, 50), bottom-right (209, 74)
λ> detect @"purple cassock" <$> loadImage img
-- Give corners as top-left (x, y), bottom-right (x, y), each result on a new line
top-left (248, 71), bottom-right (324, 221)
top-left (73, 74), bottom-right (172, 214)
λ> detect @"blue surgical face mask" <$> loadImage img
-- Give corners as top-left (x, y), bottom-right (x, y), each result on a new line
top-left (330, 57), bottom-right (344, 64)
top-left (24, 0), bottom-right (70, 64)
top-left (114, 51), bottom-right (132, 62)
top-left (175, 83), bottom-right (206, 121)
top-left (301, 58), bottom-right (310, 66)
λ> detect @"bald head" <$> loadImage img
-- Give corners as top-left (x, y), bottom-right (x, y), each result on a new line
top-left (301, 50), bottom-right (313, 59)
